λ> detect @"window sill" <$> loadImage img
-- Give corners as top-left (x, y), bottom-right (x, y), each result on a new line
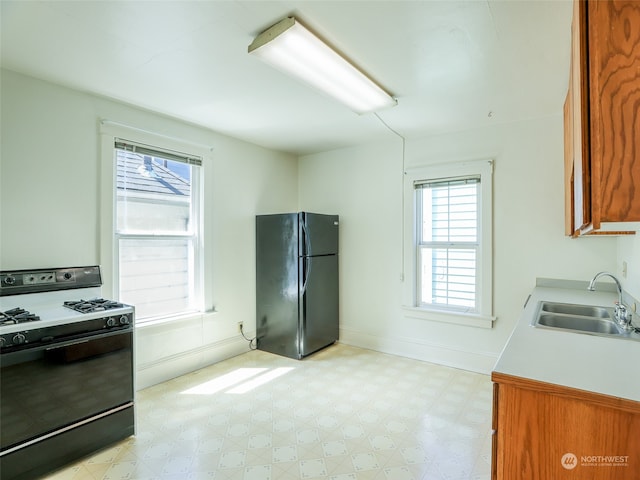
top-left (135, 309), bottom-right (217, 329)
top-left (402, 306), bottom-right (495, 329)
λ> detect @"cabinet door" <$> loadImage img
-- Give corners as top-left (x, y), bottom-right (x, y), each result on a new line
top-left (571, 0), bottom-right (591, 233)
top-left (494, 382), bottom-right (640, 480)
top-left (588, 0), bottom-right (640, 227)
top-left (564, 92), bottom-right (574, 236)
top-left (491, 383), bottom-right (499, 480)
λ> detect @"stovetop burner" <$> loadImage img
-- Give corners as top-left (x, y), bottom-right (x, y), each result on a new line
top-left (0, 307), bottom-right (41, 325)
top-left (64, 298), bottom-right (126, 314)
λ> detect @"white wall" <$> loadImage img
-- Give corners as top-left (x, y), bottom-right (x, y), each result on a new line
top-left (618, 236), bottom-right (640, 303)
top-left (0, 70), bottom-right (298, 388)
top-left (299, 115), bottom-right (618, 373)
top-left (2, 69), bottom-right (628, 382)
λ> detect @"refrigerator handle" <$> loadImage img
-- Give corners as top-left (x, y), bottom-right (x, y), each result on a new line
top-left (301, 256), bottom-right (312, 296)
top-left (301, 216), bottom-right (312, 257)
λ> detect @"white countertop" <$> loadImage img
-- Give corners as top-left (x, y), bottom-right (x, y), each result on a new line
top-left (492, 281), bottom-right (640, 402)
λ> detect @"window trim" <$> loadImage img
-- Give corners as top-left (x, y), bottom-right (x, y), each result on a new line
top-left (100, 120), bottom-right (211, 322)
top-left (403, 159), bottom-right (495, 329)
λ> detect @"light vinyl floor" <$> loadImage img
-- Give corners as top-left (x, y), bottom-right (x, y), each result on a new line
top-left (46, 344), bottom-right (493, 480)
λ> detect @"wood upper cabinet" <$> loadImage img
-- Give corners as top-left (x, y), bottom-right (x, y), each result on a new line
top-left (564, 0), bottom-right (640, 236)
top-left (491, 372), bottom-right (640, 480)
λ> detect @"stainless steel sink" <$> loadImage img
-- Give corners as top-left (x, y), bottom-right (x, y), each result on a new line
top-left (538, 302), bottom-right (611, 319)
top-left (536, 313), bottom-right (621, 335)
top-left (531, 301), bottom-right (640, 342)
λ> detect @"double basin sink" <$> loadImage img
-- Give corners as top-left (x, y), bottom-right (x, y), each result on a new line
top-left (532, 301), bottom-right (640, 342)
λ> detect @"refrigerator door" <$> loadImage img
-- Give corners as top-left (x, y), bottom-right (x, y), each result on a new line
top-left (299, 254), bottom-right (339, 357)
top-left (256, 214), bottom-right (300, 359)
top-left (299, 212), bottom-right (339, 257)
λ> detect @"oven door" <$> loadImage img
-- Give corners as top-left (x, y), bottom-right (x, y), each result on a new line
top-left (0, 327), bottom-right (134, 454)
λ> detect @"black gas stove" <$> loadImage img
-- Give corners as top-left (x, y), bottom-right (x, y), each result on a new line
top-left (0, 266), bottom-right (135, 480)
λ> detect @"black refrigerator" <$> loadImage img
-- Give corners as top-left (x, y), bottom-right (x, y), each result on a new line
top-left (256, 212), bottom-right (339, 359)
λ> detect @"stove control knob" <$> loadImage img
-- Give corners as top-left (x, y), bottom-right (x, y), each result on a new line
top-left (63, 272), bottom-right (73, 280)
top-left (119, 315), bottom-right (130, 325)
top-left (4, 276), bottom-right (16, 285)
top-left (12, 333), bottom-right (26, 345)
top-left (0, 337), bottom-right (6, 348)
top-left (106, 318), bottom-right (117, 327)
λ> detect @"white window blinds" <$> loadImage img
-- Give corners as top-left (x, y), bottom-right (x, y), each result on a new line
top-left (115, 138), bottom-right (202, 166)
top-left (415, 176), bottom-right (480, 311)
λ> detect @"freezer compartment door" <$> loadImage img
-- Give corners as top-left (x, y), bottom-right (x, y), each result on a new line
top-left (299, 254), bottom-right (339, 357)
top-left (299, 212), bottom-right (339, 257)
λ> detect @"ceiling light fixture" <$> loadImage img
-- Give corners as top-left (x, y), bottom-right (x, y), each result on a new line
top-left (248, 17), bottom-right (397, 114)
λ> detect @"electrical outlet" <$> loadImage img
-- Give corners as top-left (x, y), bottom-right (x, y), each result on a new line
top-left (622, 261), bottom-right (628, 278)
top-left (237, 322), bottom-right (243, 333)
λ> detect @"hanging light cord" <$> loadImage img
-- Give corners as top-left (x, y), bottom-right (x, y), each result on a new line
top-left (374, 112), bottom-right (407, 282)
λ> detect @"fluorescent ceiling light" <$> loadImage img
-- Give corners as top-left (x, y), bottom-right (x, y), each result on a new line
top-left (249, 17), bottom-right (397, 114)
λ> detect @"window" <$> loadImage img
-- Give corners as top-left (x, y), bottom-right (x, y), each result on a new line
top-left (416, 177), bottom-right (479, 311)
top-left (114, 139), bottom-right (203, 321)
top-left (403, 160), bottom-right (493, 327)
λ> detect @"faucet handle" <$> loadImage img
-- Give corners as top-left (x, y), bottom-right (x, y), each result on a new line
top-left (614, 303), bottom-right (633, 329)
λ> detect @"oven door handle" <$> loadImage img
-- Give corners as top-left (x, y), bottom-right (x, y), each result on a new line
top-left (45, 339), bottom-right (89, 351)
top-left (41, 329), bottom-right (131, 363)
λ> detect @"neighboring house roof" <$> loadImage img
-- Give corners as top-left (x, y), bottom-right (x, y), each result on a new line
top-left (117, 152), bottom-right (190, 196)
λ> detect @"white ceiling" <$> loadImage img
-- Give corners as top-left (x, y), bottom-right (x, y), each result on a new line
top-left (1, 1), bottom-right (573, 156)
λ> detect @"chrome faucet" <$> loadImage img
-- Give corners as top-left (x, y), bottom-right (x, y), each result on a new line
top-left (587, 272), bottom-right (633, 330)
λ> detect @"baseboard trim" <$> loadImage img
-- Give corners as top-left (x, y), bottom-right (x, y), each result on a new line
top-left (136, 336), bottom-right (248, 390)
top-left (135, 328), bottom-right (498, 390)
top-left (338, 327), bottom-right (498, 375)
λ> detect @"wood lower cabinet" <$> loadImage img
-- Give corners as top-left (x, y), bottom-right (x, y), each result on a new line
top-left (564, 0), bottom-right (640, 236)
top-left (491, 372), bottom-right (640, 480)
